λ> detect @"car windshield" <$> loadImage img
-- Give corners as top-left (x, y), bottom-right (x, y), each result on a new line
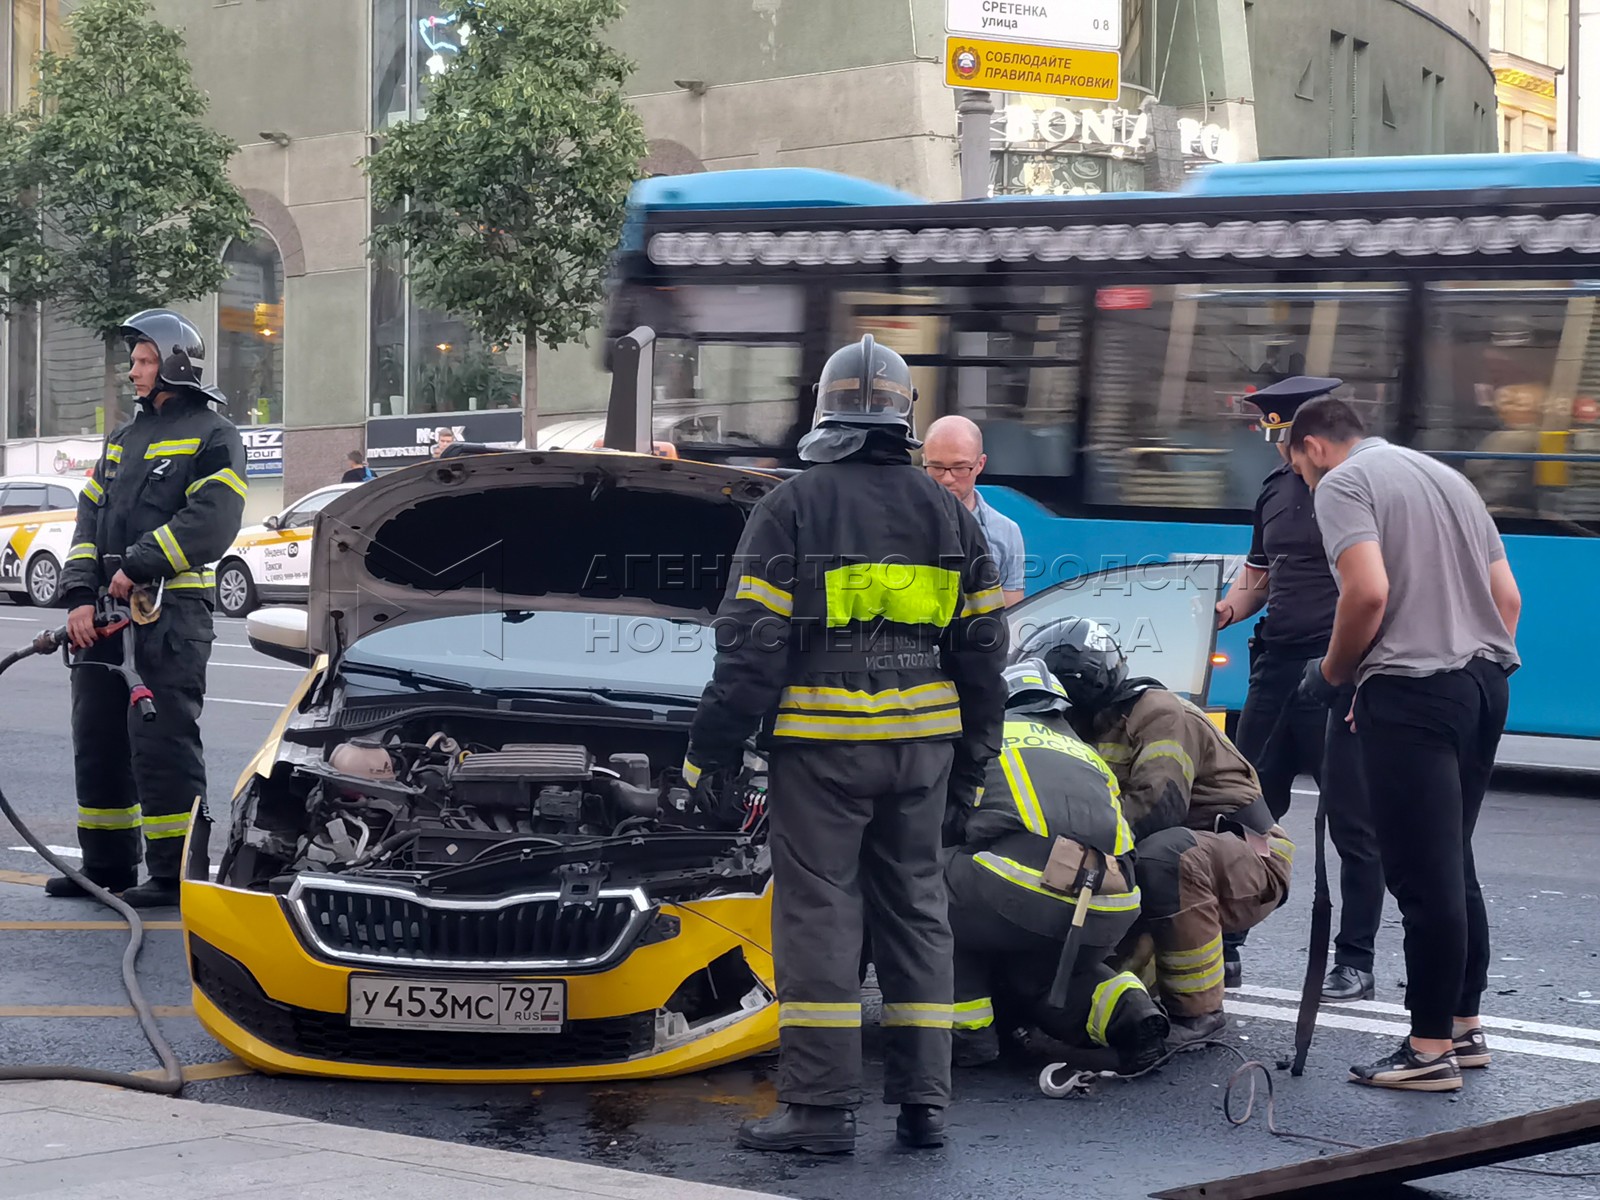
top-left (339, 610), bottom-right (719, 702)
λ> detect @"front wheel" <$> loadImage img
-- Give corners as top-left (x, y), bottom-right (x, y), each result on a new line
top-left (216, 559), bottom-right (257, 619)
top-left (26, 552), bottom-right (61, 607)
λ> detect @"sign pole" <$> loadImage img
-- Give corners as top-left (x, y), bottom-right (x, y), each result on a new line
top-left (957, 89), bottom-right (995, 199)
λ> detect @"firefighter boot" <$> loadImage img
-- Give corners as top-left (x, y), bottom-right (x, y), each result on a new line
top-left (953, 1025), bottom-right (1000, 1067)
top-left (896, 1104), bottom-right (947, 1149)
top-left (1105, 986), bottom-right (1171, 1075)
top-left (44, 867), bottom-right (137, 898)
top-left (121, 877), bottom-right (181, 908)
top-left (738, 1104), bottom-right (856, 1154)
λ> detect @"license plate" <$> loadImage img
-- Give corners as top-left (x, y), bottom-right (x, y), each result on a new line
top-left (347, 977), bottom-right (566, 1033)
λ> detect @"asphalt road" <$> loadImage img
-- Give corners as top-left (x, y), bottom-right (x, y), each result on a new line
top-left (1, 605), bottom-right (1598, 1200)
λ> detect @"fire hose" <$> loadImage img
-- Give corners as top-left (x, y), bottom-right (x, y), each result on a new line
top-left (0, 582), bottom-right (183, 1095)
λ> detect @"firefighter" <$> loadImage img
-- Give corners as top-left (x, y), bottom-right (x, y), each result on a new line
top-left (46, 309), bottom-right (247, 908)
top-left (683, 334), bottom-right (1009, 1154)
top-left (944, 659), bottom-right (1170, 1075)
top-left (1017, 617), bottom-right (1294, 1046)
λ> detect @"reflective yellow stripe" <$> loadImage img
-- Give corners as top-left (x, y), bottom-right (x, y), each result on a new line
top-left (185, 467), bottom-right (247, 499)
top-left (1086, 971), bottom-right (1146, 1047)
top-left (166, 568), bottom-right (215, 590)
top-left (153, 525), bottom-right (189, 572)
top-left (778, 1002), bottom-right (861, 1029)
top-left (145, 438), bottom-right (201, 458)
top-left (66, 543), bottom-right (97, 563)
top-left (1163, 963), bottom-right (1226, 994)
top-left (1269, 834), bottom-right (1296, 865)
top-left (142, 813), bottom-right (191, 840)
top-left (973, 852), bottom-right (1142, 912)
top-left (953, 998), bottom-right (994, 1030)
top-left (999, 746), bottom-right (1047, 836)
top-left (681, 758), bottom-right (702, 788)
top-left (823, 563), bottom-right (960, 629)
top-left (83, 478), bottom-right (105, 505)
top-left (1156, 936), bottom-right (1223, 971)
top-left (734, 575), bottom-right (792, 618)
top-left (779, 681), bottom-right (957, 714)
top-left (106, 444), bottom-right (123, 463)
top-left (959, 586), bottom-right (1004, 618)
top-left (1137, 738), bottom-right (1196, 785)
top-left (78, 806), bottom-right (141, 831)
top-left (1096, 742), bottom-right (1133, 764)
top-left (772, 708), bottom-right (962, 740)
top-left (882, 1002), bottom-right (954, 1029)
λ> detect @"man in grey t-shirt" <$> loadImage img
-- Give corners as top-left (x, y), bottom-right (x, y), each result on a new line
top-left (1287, 397), bottom-right (1522, 1095)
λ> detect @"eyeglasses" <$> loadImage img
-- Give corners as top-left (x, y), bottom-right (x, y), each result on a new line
top-left (925, 462), bottom-right (979, 478)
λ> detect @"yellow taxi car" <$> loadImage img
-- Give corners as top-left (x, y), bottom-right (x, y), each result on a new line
top-left (0, 474), bottom-right (90, 607)
top-left (214, 483), bottom-right (359, 619)
top-left (180, 450), bottom-right (784, 1083)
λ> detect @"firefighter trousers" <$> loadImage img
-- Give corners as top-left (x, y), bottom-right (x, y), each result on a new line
top-left (1137, 826), bottom-right (1293, 1018)
top-left (945, 849), bottom-right (1149, 1050)
top-left (766, 739), bottom-right (955, 1109)
top-left (71, 599), bottom-right (214, 882)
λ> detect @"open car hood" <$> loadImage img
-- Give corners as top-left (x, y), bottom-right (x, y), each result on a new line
top-left (305, 450), bottom-right (783, 656)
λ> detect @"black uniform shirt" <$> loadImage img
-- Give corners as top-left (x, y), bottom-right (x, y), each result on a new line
top-left (1245, 463), bottom-right (1339, 656)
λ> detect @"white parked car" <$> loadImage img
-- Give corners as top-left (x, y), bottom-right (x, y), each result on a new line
top-left (0, 474), bottom-right (90, 607)
top-left (214, 483), bottom-right (360, 619)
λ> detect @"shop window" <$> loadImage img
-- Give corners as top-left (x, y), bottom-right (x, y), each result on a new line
top-left (1086, 283), bottom-right (1404, 510)
top-left (372, 0), bottom-right (409, 129)
top-left (5, 306), bottom-right (40, 441)
top-left (1421, 282), bottom-right (1600, 522)
top-left (369, 216), bottom-right (407, 418)
top-left (218, 230), bottom-right (285, 427)
top-left (405, 310), bottom-right (521, 416)
top-left (39, 304), bottom-right (108, 438)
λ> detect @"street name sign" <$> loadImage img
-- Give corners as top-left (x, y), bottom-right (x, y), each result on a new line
top-left (946, 0), bottom-right (1121, 51)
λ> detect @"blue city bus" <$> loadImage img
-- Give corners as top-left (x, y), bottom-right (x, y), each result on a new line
top-left (601, 154), bottom-right (1600, 738)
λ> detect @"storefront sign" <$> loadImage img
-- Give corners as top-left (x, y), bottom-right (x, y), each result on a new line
top-left (1002, 104), bottom-right (1241, 164)
top-left (946, 0), bottom-right (1120, 51)
top-left (365, 410), bottom-right (524, 468)
top-left (945, 36), bottom-right (1120, 101)
top-left (0, 437), bottom-right (105, 477)
top-left (240, 426), bottom-right (285, 478)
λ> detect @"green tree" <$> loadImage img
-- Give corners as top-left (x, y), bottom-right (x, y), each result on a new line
top-left (9, 0), bottom-right (251, 421)
top-left (365, 0), bottom-right (648, 442)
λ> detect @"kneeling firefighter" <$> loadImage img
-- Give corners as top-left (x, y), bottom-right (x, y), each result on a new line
top-left (47, 309), bottom-right (247, 908)
top-left (683, 334), bottom-right (1009, 1154)
top-left (944, 659), bottom-right (1170, 1075)
top-left (1018, 618), bottom-right (1294, 1046)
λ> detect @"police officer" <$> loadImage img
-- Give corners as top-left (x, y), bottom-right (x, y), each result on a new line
top-left (684, 334), bottom-right (1009, 1154)
top-left (945, 660), bottom-right (1169, 1075)
top-left (1215, 377), bottom-right (1385, 1002)
top-left (1018, 618), bottom-right (1293, 1047)
top-left (46, 310), bottom-right (247, 908)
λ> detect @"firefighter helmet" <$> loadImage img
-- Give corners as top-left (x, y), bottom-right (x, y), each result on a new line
top-left (1014, 616), bottom-right (1128, 710)
top-left (1002, 657), bottom-right (1071, 715)
top-left (811, 334), bottom-right (916, 432)
top-left (118, 308), bottom-right (206, 392)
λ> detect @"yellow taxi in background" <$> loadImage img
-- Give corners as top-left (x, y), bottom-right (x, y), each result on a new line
top-left (0, 475), bottom-right (90, 607)
top-left (214, 483), bottom-right (359, 619)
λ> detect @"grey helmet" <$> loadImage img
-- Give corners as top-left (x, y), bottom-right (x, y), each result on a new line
top-left (811, 334), bottom-right (916, 432)
top-left (118, 308), bottom-right (207, 392)
top-left (1003, 657), bottom-right (1071, 716)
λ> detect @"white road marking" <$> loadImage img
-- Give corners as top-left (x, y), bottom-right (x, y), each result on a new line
top-left (207, 660), bottom-right (302, 673)
top-left (1227, 998), bottom-right (1600, 1065)
top-left (1234, 983), bottom-right (1600, 1046)
top-left (10, 844), bottom-right (81, 857)
top-left (207, 697), bottom-right (285, 708)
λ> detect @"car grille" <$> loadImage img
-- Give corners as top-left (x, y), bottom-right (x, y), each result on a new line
top-left (289, 879), bottom-right (646, 971)
top-left (191, 937), bottom-right (655, 1070)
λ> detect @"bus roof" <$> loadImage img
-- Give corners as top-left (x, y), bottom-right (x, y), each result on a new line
top-left (628, 168), bottom-right (925, 211)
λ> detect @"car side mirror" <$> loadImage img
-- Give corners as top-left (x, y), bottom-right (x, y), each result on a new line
top-left (247, 606), bottom-right (313, 668)
top-left (263, 514), bottom-right (280, 530)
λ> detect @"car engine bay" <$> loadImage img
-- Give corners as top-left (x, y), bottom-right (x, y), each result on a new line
top-left (217, 711), bottom-right (768, 894)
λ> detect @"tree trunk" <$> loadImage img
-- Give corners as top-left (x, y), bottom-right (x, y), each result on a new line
top-left (102, 335), bottom-right (125, 436)
top-left (522, 336), bottom-right (538, 449)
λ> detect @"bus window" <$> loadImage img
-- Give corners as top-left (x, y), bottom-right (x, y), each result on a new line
top-left (655, 337), bottom-right (805, 456)
top-left (834, 285), bottom-right (1083, 479)
top-left (1421, 282), bottom-right (1600, 525)
top-left (1086, 283), bottom-right (1405, 512)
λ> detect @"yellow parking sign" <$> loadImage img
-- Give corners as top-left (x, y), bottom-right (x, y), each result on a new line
top-left (945, 35), bottom-right (1120, 101)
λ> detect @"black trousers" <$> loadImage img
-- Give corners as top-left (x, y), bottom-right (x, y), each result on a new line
top-left (71, 599), bottom-right (214, 881)
top-left (1228, 645), bottom-right (1385, 974)
top-left (1353, 658), bottom-right (1509, 1041)
top-left (767, 740), bottom-right (954, 1109)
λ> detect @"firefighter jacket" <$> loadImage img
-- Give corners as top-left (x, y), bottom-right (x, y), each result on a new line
top-left (686, 435), bottom-right (1009, 776)
top-left (1086, 688), bottom-right (1263, 842)
top-left (952, 713), bottom-right (1140, 938)
top-left (60, 390), bottom-right (248, 611)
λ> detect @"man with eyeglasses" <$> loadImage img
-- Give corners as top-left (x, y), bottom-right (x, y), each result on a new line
top-left (922, 416), bottom-right (1026, 606)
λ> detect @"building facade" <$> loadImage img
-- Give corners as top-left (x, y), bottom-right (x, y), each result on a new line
top-left (1, 0), bottom-right (1499, 504)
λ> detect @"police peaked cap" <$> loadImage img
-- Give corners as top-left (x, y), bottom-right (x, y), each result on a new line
top-left (1244, 376), bottom-right (1343, 435)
